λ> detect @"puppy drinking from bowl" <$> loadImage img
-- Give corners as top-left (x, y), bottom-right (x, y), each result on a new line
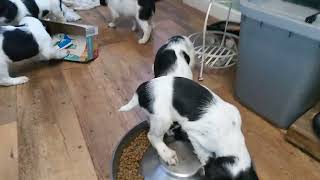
top-left (100, 0), bottom-right (156, 44)
top-left (0, 17), bottom-right (68, 86)
top-left (153, 35), bottom-right (195, 79)
top-left (119, 76), bottom-right (259, 179)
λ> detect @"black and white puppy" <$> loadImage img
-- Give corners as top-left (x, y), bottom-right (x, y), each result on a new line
top-left (101, 0), bottom-right (155, 44)
top-left (154, 35), bottom-right (195, 79)
top-left (119, 76), bottom-right (259, 180)
top-left (0, 16), bottom-right (68, 86)
top-left (0, 0), bottom-right (72, 25)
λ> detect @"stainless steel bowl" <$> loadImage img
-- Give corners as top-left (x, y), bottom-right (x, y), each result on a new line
top-left (111, 121), bottom-right (204, 180)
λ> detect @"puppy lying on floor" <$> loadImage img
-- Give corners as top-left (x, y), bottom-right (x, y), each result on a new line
top-left (100, 0), bottom-right (156, 44)
top-left (119, 76), bottom-right (259, 180)
top-left (153, 35), bottom-right (195, 79)
top-left (0, 0), bottom-right (80, 25)
top-left (0, 17), bottom-right (68, 86)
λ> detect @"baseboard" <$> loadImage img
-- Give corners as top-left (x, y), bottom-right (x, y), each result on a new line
top-left (183, 0), bottom-right (241, 23)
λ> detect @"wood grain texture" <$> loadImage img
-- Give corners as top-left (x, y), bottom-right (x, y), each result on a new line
top-left (286, 102), bottom-right (320, 161)
top-left (17, 72), bottom-right (97, 180)
top-left (0, 0), bottom-right (319, 180)
top-left (0, 86), bottom-right (17, 125)
top-left (0, 122), bottom-right (18, 180)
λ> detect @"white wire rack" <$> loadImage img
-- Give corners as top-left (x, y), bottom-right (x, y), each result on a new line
top-left (189, 0), bottom-right (238, 81)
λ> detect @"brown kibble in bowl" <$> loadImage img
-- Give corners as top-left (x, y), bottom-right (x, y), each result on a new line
top-left (117, 130), bottom-right (150, 180)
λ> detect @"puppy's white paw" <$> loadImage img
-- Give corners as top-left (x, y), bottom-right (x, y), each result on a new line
top-left (15, 76), bottom-right (29, 85)
top-left (138, 38), bottom-right (148, 44)
top-left (131, 25), bottom-right (137, 32)
top-left (5, 76), bottom-right (29, 86)
top-left (56, 50), bottom-right (69, 59)
top-left (160, 148), bottom-right (179, 166)
top-left (108, 22), bottom-right (116, 28)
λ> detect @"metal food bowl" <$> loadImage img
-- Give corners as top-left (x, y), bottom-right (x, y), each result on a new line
top-left (111, 121), bottom-right (203, 180)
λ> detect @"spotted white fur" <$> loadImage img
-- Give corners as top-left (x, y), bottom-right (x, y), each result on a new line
top-left (119, 76), bottom-right (253, 178)
top-left (0, 17), bottom-right (68, 86)
top-left (154, 36), bottom-right (195, 80)
top-left (0, 0), bottom-right (80, 25)
top-left (105, 0), bottom-right (154, 44)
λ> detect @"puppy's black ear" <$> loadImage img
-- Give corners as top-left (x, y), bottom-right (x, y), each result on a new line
top-left (100, 0), bottom-right (107, 6)
top-left (0, 0), bottom-right (8, 13)
top-left (181, 51), bottom-right (190, 64)
top-left (40, 21), bottom-right (52, 36)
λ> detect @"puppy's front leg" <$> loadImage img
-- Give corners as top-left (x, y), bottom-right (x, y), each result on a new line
top-left (0, 61), bottom-right (29, 86)
top-left (148, 115), bottom-right (178, 165)
top-left (136, 18), bottom-right (152, 44)
top-left (41, 44), bottom-right (69, 60)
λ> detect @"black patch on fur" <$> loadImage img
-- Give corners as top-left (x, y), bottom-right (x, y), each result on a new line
top-left (154, 44), bottom-right (177, 77)
top-left (170, 122), bottom-right (189, 142)
top-left (100, 0), bottom-right (107, 6)
top-left (59, 0), bottom-right (63, 11)
top-left (182, 51), bottom-right (190, 64)
top-left (23, 0), bottom-right (40, 18)
top-left (42, 10), bottom-right (49, 17)
top-left (136, 81), bottom-right (154, 113)
top-left (0, 0), bottom-right (7, 14)
top-left (172, 77), bottom-right (215, 121)
top-left (0, 1), bottom-right (18, 23)
top-left (204, 156), bottom-right (236, 180)
top-left (138, 0), bottom-right (155, 20)
top-left (305, 12), bottom-right (319, 24)
top-left (40, 21), bottom-right (52, 35)
top-left (205, 156), bottom-right (259, 180)
top-left (2, 29), bottom-right (39, 62)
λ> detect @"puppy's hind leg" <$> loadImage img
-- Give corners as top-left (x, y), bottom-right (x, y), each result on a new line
top-left (131, 20), bottom-right (137, 32)
top-left (148, 114), bottom-right (178, 165)
top-left (108, 7), bottom-right (119, 28)
top-left (136, 18), bottom-right (152, 44)
top-left (0, 61), bottom-right (29, 86)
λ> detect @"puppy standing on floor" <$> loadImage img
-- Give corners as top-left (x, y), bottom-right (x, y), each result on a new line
top-left (153, 35), bottom-right (195, 79)
top-left (0, 0), bottom-right (80, 25)
top-left (119, 76), bottom-right (259, 179)
top-left (0, 17), bottom-right (68, 86)
top-left (100, 0), bottom-right (156, 44)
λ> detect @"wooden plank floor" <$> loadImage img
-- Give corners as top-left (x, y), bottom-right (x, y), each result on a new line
top-left (0, 0), bottom-right (320, 179)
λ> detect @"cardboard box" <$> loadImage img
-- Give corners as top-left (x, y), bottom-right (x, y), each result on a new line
top-left (43, 20), bottom-right (99, 63)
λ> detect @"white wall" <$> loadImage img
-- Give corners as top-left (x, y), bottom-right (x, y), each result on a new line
top-left (183, 0), bottom-right (241, 23)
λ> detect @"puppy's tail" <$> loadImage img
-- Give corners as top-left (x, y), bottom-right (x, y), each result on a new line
top-left (119, 93), bottom-right (139, 112)
top-left (100, 0), bottom-right (107, 6)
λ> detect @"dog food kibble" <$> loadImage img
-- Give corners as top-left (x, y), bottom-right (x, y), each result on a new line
top-left (117, 130), bottom-right (150, 180)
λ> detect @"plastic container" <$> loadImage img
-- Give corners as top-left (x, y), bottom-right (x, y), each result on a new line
top-left (235, 0), bottom-right (320, 129)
